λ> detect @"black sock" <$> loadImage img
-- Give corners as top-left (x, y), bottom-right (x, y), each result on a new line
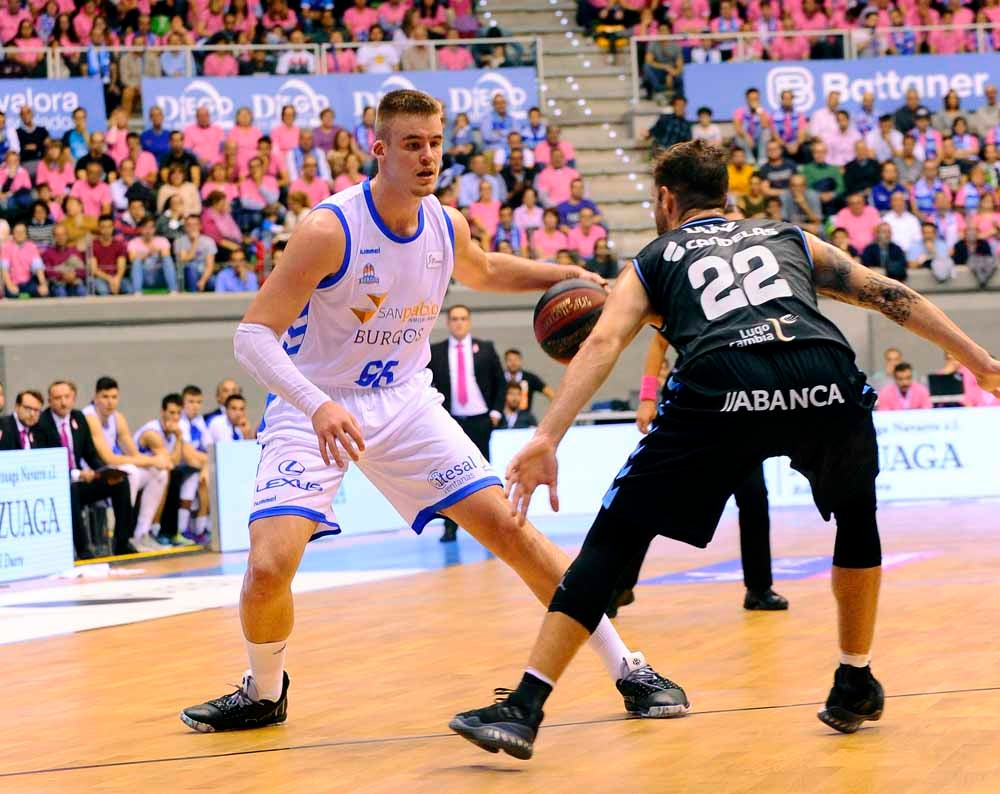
top-left (507, 672), bottom-right (553, 713)
top-left (838, 663), bottom-right (872, 688)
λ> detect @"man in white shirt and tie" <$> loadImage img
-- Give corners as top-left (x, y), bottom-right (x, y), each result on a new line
top-left (429, 304), bottom-right (506, 541)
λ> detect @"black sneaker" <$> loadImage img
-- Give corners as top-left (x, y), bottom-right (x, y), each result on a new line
top-left (743, 588), bottom-right (789, 611)
top-left (617, 652), bottom-right (690, 718)
top-left (449, 688), bottom-right (542, 760)
top-left (817, 664), bottom-right (884, 734)
top-left (180, 671), bottom-right (289, 733)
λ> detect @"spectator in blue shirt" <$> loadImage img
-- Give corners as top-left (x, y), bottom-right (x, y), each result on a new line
top-left (870, 161), bottom-right (909, 213)
top-left (458, 153), bottom-right (506, 208)
top-left (556, 178), bottom-right (602, 229)
top-left (140, 106), bottom-right (172, 162)
top-left (479, 93), bottom-right (516, 156)
top-left (520, 107), bottom-right (546, 150)
top-left (215, 248), bottom-right (258, 293)
top-left (493, 204), bottom-right (523, 254)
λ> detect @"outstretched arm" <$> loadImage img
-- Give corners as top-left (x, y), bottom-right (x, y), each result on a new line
top-left (807, 233), bottom-right (1000, 394)
top-left (447, 206), bottom-right (605, 292)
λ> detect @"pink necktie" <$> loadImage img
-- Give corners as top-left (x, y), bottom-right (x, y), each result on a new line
top-left (60, 421), bottom-right (73, 469)
top-left (456, 342), bottom-right (469, 406)
top-left (19, 428), bottom-right (27, 449)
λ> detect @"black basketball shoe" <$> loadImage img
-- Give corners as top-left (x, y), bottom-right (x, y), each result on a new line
top-left (817, 664), bottom-right (884, 734)
top-left (617, 652), bottom-right (690, 718)
top-left (180, 671), bottom-right (290, 733)
top-left (743, 588), bottom-right (790, 611)
top-left (449, 689), bottom-right (543, 760)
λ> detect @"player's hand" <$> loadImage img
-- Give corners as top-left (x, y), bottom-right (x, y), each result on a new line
top-left (312, 400), bottom-right (365, 468)
top-left (153, 453), bottom-right (174, 470)
top-left (504, 433), bottom-right (559, 526)
top-left (562, 265), bottom-right (608, 290)
top-left (635, 399), bottom-right (657, 434)
top-left (974, 357), bottom-right (1000, 397)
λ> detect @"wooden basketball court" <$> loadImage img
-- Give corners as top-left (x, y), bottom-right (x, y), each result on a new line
top-left (2, 500), bottom-right (998, 794)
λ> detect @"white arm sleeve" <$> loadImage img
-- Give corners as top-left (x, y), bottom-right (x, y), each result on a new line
top-left (233, 322), bottom-right (330, 421)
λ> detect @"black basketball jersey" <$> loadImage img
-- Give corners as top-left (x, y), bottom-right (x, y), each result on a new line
top-left (634, 216), bottom-right (852, 375)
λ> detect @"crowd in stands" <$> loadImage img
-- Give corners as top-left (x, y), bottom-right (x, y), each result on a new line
top-left (871, 346), bottom-right (998, 408)
top-left (0, 0), bottom-right (531, 85)
top-left (648, 83), bottom-right (1000, 286)
top-left (575, 0), bottom-right (1000, 80)
top-left (0, 88), bottom-right (616, 298)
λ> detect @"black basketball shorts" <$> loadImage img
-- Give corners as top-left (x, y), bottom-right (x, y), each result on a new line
top-left (599, 342), bottom-right (878, 548)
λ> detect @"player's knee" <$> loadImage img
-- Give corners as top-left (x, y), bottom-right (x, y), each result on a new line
top-left (832, 507), bottom-right (882, 568)
top-left (549, 544), bottom-right (623, 634)
top-left (244, 552), bottom-right (297, 597)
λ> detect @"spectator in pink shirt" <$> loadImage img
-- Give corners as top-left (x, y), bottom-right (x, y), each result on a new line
top-left (230, 0), bottom-right (258, 34)
top-left (128, 216), bottom-right (177, 294)
top-left (193, 0), bottom-right (226, 41)
top-left (378, 0), bottom-right (409, 34)
top-left (0, 0), bottom-right (32, 45)
top-left (513, 186), bottom-right (543, 244)
top-left (438, 28), bottom-right (474, 70)
top-left (270, 105), bottom-right (301, 163)
top-left (534, 149), bottom-right (580, 207)
top-left (291, 154), bottom-right (333, 206)
top-left (732, 87), bottom-right (773, 163)
top-left (928, 9), bottom-right (964, 54)
top-left (105, 108), bottom-right (131, 166)
top-left (262, 0), bottom-right (298, 31)
top-left (326, 29), bottom-right (359, 73)
top-left (825, 110), bottom-right (863, 167)
top-left (769, 12), bottom-right (810, 60)
top-left (35, 141), bottom-right (75, 197)
top-left (937, 353), bottom-right (1000, 407)
top-left (468, 180), bottom-right (502, 245)
top-left (204, 49), bottom-right (239, 76)
top-left (332, 152), bottom-right (366, 194)
top-left (70, 162), bottom-right (114, 218)
top-left (530, 208), bottom-right (570, 261)
top-left (10, 19), bottom-right (44, 73)
top-left (253, 136), bottom-right (289, 185)
top-left (415, 0), bottom-right (448, 37)
top-left (533, 125), bottom-right (576, 168)
top-left (125, 133), bottom-right (159, 185)
top-left (566, 206), bottom-right (607, 259)
top-left (344, 0), bottom-right (378, 40)
top-left (1, 222), bottom-right (49, 298)
top-left (183, 106), bottom-right (226, 168)
top-left (73, 0), bottom-right (99, 42)
top-left (201, 162), bottom-right (239, 203)
top-left (833, 192), bottom-right (883, 252)
top-left (228, 107), bottom-right (263, 174)
top-left (877, 363), bottom-right (932, 411)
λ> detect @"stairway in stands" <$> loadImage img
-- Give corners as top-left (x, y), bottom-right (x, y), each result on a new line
top-left (479, 0), bottom-right (657, 258)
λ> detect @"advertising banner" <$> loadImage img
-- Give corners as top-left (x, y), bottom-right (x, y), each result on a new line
top-left (685, 53), bottom-right (1000, 116)
top-left (0, 78), bottom-right (106, 136)
top-left (0, 449), bottom-right (74, 583)
top-left (144, 68), bottom-right (538, 132)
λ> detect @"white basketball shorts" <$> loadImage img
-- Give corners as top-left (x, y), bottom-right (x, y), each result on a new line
top-left (251, 370), bottom-right (501, 541)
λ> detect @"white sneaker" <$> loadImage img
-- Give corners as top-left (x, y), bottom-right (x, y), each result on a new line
top-left (134, 534), bottom-right (162, 552)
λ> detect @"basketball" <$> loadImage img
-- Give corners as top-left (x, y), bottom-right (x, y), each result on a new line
top-left (533, 279), bottom-right (607, 364)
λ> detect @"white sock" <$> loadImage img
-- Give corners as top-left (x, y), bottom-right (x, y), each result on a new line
top-left (588, 615), bottom-right (634, 680)
top-left (246, 639), bottom-right (287, 702)
top-left (177, 508), bottom-right (191, 535)
top-left (524, 667), bottom-right (555, 687)
top-left (195, 515), bottom-right (210, 533)
top-left (840, 652), bottom-right (871, 668)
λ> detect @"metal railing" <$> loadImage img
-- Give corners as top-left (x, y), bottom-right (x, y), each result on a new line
top-left (0, 36), bottom-right (543, 82)
top-left (629, 23), bottom-right (998, 106)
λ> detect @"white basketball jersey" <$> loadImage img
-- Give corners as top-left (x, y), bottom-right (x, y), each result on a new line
top-left (134, 420), bottom-right (177, 456)
top-left (82, 403), bottom-right (119, 453)
top-left (278, 181), bottom-right (455, 391)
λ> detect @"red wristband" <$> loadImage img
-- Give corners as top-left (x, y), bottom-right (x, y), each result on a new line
top-left (639, 375), bottom-right (659, 402)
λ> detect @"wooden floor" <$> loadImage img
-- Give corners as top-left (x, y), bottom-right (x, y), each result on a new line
top-left (3, 501), bottom-right (999, 794)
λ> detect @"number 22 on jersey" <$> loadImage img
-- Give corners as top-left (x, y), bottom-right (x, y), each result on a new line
top-left (687, 244), bottom-right (793, 321)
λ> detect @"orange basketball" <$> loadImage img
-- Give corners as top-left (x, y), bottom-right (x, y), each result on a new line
top-left (533, 279), bottom-right (607, 364)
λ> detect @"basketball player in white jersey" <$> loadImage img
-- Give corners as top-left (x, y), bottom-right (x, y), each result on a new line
top-left (180, 385), bottom-right (213, 543)
top-left (135, 393), bottom-right (202, 547)
top-left (83, 376), bottom-right (174, 553)
top-left (180, 90), bottom-right (687, 733)
top-left (205, 393), bottom-right (252, 445)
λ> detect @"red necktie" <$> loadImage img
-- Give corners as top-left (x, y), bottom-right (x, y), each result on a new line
top-left (456, 341), bottom-right (469, 406)
top-left (19, 428), bottom-right (27, 449)
top-left (59, 420), bottom-right (73, 469)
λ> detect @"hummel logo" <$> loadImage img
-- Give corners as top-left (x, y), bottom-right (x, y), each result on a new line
top-left (662, 240), bottom-right (685, 262)
top-left (351, 293), bottom-right (387, 324)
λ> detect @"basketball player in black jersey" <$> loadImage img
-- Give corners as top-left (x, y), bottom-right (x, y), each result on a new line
top-left (450, 140), bottom-right (1000, 759)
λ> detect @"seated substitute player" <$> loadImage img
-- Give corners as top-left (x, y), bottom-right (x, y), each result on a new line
top-left (450, 140), bottom-right (1000, 758)
top-left (609, 331), bottom-right (787, 616)
top-left (180, 90), bottom-right (684, 734)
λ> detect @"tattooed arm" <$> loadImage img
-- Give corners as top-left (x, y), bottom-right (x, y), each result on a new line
top-left (806, 233), bottom-right (1000, 395)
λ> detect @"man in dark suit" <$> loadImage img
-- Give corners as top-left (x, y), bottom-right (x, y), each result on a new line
top-left (0, 389), bottom-right (46, 450)
top-left (429, 304), bottom-right (505, 542)
top-left (499, 381), bottom-right (538, 429)
top-left (34, 380), bottom-right (135, 560)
